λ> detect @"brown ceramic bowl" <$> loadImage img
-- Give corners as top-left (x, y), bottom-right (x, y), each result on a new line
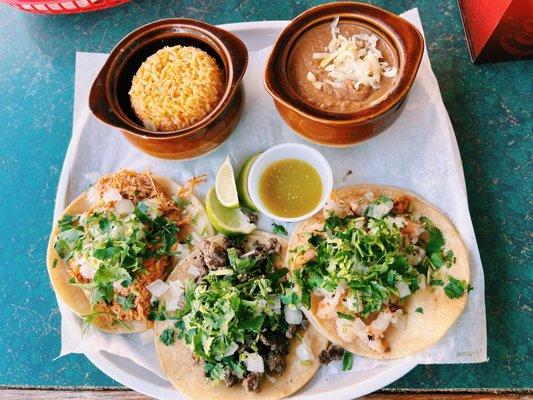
top-left (264, 2), bottom-right (424, 147)
top-left (89, 18), bottom-right (248, 160)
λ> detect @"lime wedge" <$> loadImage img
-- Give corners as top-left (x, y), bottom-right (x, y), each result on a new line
top-left (236, 152), bottom-right (261, 212)
top-left (215, 156), bottom-right (239, 209)
top-left (206, 187), bottom-right (256, 235)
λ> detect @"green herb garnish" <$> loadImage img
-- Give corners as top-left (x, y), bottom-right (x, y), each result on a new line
top-left (342, 351), bottom-right (353, 371)
top-left (159, 327), bottom-right (176, 346)
top-left (444, 277), bottom-right (472, 299)
top-left (272, 223), bottom-right (288, 236)
top-left (165, 244), bottom-right (290, 383)
top-left (291, 195), bottom-right (468, 320)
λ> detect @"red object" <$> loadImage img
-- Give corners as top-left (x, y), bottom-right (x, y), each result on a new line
top-left (458, 0), bottom-right (533, 63)
top-left (1, 0), bottom-right (130, 14)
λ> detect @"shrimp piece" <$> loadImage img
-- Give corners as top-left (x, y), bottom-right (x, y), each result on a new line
top-left (316, 287), bottom-right (344, 319)
top-left (401, 220), bottom-right (425, 244)
top-left (392, 196), bottom-right (410, 214)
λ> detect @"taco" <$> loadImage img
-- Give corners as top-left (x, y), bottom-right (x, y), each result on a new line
top-left (286, 185), bottom-right (471, 359)
top-left (153, 232), bottom-right (329, 400)
top-left (46, 169), bottom-right (213, 333)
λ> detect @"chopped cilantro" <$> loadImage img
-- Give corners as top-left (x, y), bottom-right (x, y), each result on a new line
top-left (117, 294), bottom-right (136, 311)
top-left (425, 226), bottom-right (445, 255)
top-left (291, 201), bottom-right (464, 321)
top-left (52, 259), bottom-right (58, 269)
top-left (415, 307), bottom-right (424, 314)
top-left (58, 214), bottom-right (77, 232)
top-left (271, 223), bottom-right (288, 236)
top-left (167, 239), bottom-right (290, 384)
top-left (227, 248), bottom-right (257, 274)
top-left (159, 327), bottom-right (176, 346)
top-left (444, 277), bottom-right (471, 299)
top-left (53, 195), bottom-right (181, 320)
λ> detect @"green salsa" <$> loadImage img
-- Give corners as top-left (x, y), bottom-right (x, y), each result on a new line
top-left (259, 158), bottom-right (322, 218)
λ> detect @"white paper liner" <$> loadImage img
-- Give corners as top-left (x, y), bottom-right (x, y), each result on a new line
top-left (51, 9), bottom-right (487, 382)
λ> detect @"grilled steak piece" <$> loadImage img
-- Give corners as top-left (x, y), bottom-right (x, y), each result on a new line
top-left (318, 344), bottom-right (344, 364)
top-left (224, 369), bottom-right (239, 387)
top-left (265, 351), bottom-right (285, 374)
top-left (243, 372), bottom-right (263, 392)
top-left (198, 240), bottom-right (228, 271)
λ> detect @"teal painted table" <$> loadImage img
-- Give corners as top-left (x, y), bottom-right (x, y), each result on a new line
top-left (0, 0), bottom-right (531, 392)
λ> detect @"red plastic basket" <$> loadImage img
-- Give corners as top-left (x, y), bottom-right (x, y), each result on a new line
top-left (2, 0), bottom-right (130, 14)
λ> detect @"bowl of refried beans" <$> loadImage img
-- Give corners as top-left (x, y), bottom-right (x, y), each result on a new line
top-left (264, 2), bottom-right (424, 147)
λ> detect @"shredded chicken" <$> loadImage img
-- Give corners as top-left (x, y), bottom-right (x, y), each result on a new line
top-left (98, 257), bottom-right (167, 320)
top-left (69, 170), bottom-right (196, 321)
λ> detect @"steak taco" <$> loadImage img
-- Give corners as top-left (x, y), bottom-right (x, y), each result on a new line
top-left (286, 186), bottom-right (471, 359)
top-left (153, 232), bottom-right (329, 400)
top-left (46, 169), bottom-right (213, 333)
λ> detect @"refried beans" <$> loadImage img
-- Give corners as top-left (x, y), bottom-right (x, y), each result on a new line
top-left (288, 18), bottom-right (399, 113)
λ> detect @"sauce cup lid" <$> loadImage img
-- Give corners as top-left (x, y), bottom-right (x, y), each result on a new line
top-left (248, 143), bottom-right (333, 222)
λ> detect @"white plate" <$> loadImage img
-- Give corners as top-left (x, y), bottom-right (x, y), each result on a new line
top-left (82, 20), bottom-right (418, 400)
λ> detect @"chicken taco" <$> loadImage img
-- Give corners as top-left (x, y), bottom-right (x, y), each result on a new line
top-left (286, 185), bottom-right (471, 359)
top-left (46, 169), bottom-right (213, 333)
top-left (153, 232), bottom-right (329, 400)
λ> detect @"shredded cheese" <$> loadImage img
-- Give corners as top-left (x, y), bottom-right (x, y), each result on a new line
top-left (308, 17), bottom-right (397, 92)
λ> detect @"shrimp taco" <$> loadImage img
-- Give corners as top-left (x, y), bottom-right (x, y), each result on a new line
top-left (153, 232), bottom-right (329, 400)
top-left (286, 186), bottom-right (471, 359)
top-left (46, 169), bottom-right (213, 333)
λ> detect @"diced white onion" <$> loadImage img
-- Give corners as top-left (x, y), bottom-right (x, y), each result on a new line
top-left (224, 342), bottom-right (239, 357)
top-left (367, 201), bottom-right (393, 219)
top-left (296, 343), bottom-right (314, 361)
top-left (395, 280), bottom-right (411, 298)
top-left (142, 198), bottom-right (161, 219)
top-left (114, 199), bottom-right (134, 215)
top-left (103, 188), bottom-right (122, 203)
top-left (163, 280), bottom-right (184, 312)
top-left (371, 311), bottom-right (393, 333)
top-left (245, 353), bottom-right (264, 373)
top-left (284, 306), bottom-right (303, 325)
top-left (146, 279), bottom-right (169, 298)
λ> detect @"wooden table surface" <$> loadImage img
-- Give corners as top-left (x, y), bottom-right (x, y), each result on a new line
top-left (0, 389), bottom-right (531, 399)
top-left (0, 0), bottom-right (531, 398)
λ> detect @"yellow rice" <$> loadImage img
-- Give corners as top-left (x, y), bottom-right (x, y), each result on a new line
top-left (129, 45), bottom-right (224, 132)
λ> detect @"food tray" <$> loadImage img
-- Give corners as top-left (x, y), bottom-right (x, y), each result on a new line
top-left (55, 16), bottom-right (485, 400)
